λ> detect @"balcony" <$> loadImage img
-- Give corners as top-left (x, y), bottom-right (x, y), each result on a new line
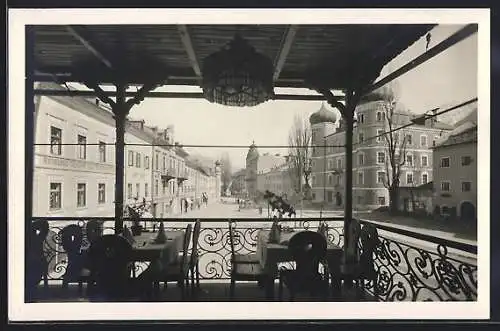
top-left (160, 167), bottom-right (176, 181)
top-left (30, 217), bottom-right (477, 302)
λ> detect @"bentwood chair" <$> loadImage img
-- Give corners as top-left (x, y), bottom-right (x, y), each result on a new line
top-left (189, 220), bottom-right (201, 298)
top-left (87, 235), bottom-right (137, 301)
top-left (27, 220), bottom-right (49, 300)
top-left (61, 224), bottom-right (91, 296)
top-left (141, 224), bottom-right (193, 300)
top-left (278, 231), bottom-right (329, 301)
top-left (228, 221), bottom-right (265, 300)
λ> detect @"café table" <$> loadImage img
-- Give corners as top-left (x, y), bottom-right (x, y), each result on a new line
top-left (129, 231), bottom-right (185, 277)
top-left (256, 229), bottom-right (343, 299)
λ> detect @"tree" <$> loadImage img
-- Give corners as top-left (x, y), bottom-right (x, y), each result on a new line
top-left (379, 85), bottom-right (410, 214)
top-left (220, 152), bottom-right (233, 194)
top-left (287, 114), bottom-right (312, 199)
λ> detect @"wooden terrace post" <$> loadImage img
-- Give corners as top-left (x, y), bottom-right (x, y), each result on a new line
top-left (113, 82), bottom-right (129, 234)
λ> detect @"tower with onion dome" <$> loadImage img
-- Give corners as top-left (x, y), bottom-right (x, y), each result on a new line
top-left (309, 102), bottom-right (338, 203)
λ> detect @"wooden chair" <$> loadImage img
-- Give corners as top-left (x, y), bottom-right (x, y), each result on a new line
top-left (228, 221), bottom-right (265, 299)
top-left (330, 220), bottom-right (380, 300)
top-left (27, 220), bottom-right (49, 300)
top-left (142, 224), bottom-right (193, 300)
top-left (61, 224), bottom-right (91, 295)
top-left (87, 234), bottom-right (136, 301)
top-left (189, 220), bottom-right (201, 297)
top-left (278, 231), bottom-right (329, 301)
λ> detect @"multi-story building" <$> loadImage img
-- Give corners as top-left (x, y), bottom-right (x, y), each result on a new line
top-left (257, 163), bottom-right (294, 199)
top-left (34, 84), bottom-right (117, 218)
top-left (229, 169), bottom-right (247, 197)
top-left (432, 116), bottom-right (477, 221)
top-left (310, 94), bottom-right (453, 210)
top-left (245, 142), bottom-right (288, 199)
top-left (33, 82), bottom-right (222, 218)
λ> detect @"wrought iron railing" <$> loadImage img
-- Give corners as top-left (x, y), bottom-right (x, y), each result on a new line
top-left (31, 216), bottom-right (476, 301)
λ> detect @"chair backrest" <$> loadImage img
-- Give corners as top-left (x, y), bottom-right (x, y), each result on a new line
top-left (191, 220), bottom-right (201, 262)
top-left (27, 220), bottom-right (49, 289)
top-left (86, 220), bottom-right (103, 244)
top-left (88, 234), bottom-right (133, 298)
top-left (359, 223), bottom-right (380, 271)
top-left (180, 224), bottom-right (193, 274)
top-left (345, 219), bottom-right (361, 263)
top-left (30, 219), bottom-right (49, 253)
top-left (61, 224), bottom-right (84, 255)
top-left (288, 231), bottom-right (327, 277)
top-left (228, 220), bottom-right (236, 259)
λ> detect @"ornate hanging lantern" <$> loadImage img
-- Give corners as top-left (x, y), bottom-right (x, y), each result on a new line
top-left (202, 34), bottom-right (274, 107)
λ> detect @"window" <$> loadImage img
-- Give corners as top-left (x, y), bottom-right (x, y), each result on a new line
top-left (420, 135), bottom-right (428, 147)
top-left (127, 183), bottom-right (133, 199)
top-left (421, 155), bottom-right (428, 167)
top-left (440, 157), bottom-right (450, 168)
top-left (422, 173), bottom-right (428, 184)
top-left (77, 183), bottom-right (86, 207)
top-left (433, 135), bottom-right (440, 147)
top-left (377, 129), bottom-right (384, 142)
top-left (376, 111), bottom-right (385, 122)
top-left (155, 180), bottom-right (159, 196)
top-left (145, 156), bottom-right (150, 169)
top-left (406, 134), bottom-right (413, 145)
top-left (50, 126), bottom-right (62, 155)
top-left (155, 153), bottom-right (159, 170)
top-left (358, 171), bottom-right (364, 185)
top-left (406, 172), bottom-right (414, 185)
top-left (98, 141), bottom-right (106, 162)
top-left (377, 152), bottom-right (385, 164)
top-left (49, 182), bottom-right (62, 210)
top-left (462, 181), bottom-right (472, 192)
top-left (328, 175), bottom-right (333, 185)
top-left (337, 158), bottom-right (342, 169)
top-left (163, 156), bottom-right (167, 172)
top-left (377, 171), bottom-right (386, 184)
top-left (98, 183), bottom-right (106, 204)
top-left (441, 181), bottom-right (451, 192)
top-left (136, 153), bottom-right (141, 168)
top-left (358, 153), bottom-right (364, 166)
top-left (378, 196), bottom-right (386, 205)
top-left (328, 160), bottom-right (333, 170)
top-left (461, 156), bottom-right (472, 166)
top-left (136, 183), bottom-right (140, 198)
top-left (312, 176), bottom-right (316, 186)
top-left (406, 154), bottom-right (413, 166)
top-left (358, 113), bottom-right (364, 124)
top-left (358, 133), bottom-right (364, 143)
top-left (77, 135), bottom-right (87, 159)
top-left (128, 151), bottom-right (134, 166)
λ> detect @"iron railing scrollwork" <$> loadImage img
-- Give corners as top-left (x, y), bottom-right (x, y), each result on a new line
top-left (32, 217), bottom-right (476, 301)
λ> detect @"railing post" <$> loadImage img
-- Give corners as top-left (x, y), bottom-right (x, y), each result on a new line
top-left (343, 91), bottom-right (355, 261)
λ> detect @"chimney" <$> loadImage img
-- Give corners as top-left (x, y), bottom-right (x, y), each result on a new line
top-left (431, 109), bottom-right (437, 127)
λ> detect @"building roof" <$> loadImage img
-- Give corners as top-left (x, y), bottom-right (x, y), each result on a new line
top-left (433, 122), bottom-right (477, 148)
top-left (309, 102), bottom-right (337, 125)
top-left (246, 141), bottom-right (259, 160)
top-left (257, 153), bottom-right (287, 174)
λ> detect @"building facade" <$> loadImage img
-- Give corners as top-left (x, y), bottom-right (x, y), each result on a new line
top-left (310, 96), bottom-right (453, 210)
top-left (245, 142), bottom-right (288, 199)
top-left (33, 82), bottom-right (222, 219)
top-left (432, 122), bottom-right (477, 221)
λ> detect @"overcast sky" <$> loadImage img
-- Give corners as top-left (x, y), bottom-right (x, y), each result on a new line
top-left (125, 24), bottom-right (477, 170)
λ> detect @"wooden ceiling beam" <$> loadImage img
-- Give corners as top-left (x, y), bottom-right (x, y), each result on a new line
top-left (34, 88), bottom-right (332, 101)
top-left (177, 25), bottom-right (202, 77)
top-left (65, 26), bottom-right (114, 69)
top-left (273, 25), bottom-right (299, 81)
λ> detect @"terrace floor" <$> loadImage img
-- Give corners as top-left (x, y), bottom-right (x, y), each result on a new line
top-left (31, 281), bottom-right (378, 302)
